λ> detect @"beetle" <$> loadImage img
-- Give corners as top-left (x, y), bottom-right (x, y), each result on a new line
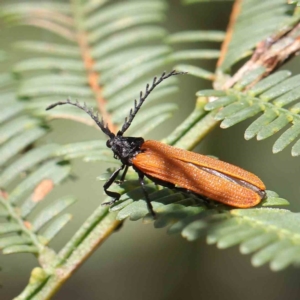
top-left (46, 70), bottom-right (266, 218)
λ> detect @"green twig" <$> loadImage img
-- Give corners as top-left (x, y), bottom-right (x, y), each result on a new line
top-left (163, 97), bottom-right (210, 146)
top-left (0, 197), bottom-right (43, 252)
top-left (14, 204), bottom-right (120, 300)
top-left (32, 210), bottom-right (120, 300)
top-left (174, 110), bottom-right (218, 150)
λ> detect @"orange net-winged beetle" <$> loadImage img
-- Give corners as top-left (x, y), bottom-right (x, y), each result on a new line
top-left (46, 71), bottom-right (266, 218)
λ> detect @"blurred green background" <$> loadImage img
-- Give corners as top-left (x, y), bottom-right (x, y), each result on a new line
top-left (1, 1), bottom-right (300, 299)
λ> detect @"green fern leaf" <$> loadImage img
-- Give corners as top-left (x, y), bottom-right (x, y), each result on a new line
top-left (2, 1), bottom-right (298, 298)
top-left (83, 0), bottom-right (109, 14)
top-left (0, 144), bottom-right (59, 188)
top-left (9, 160), bottom-right (70, 205)
top-left (84, 1), bottom-right (166, 29)
top-left (169, 49), bottom-right (220, 61)
top-left (31, 196), bottom-right (76, 231)
top-left (0, 235), bottom-right (31, 249)
top-left (174, 64), bottom-right (215, 80)
top-left (0, 127), bottom-right (46, 167)
top-left (0, 0), bottom-right (179, 261)
top-left (203, 71), bottom-right (300, 155)
top-left (106, 178), bottom-right (298, 270)
top-left (89, 14), bottom-right (165, 42)
top-left (0, 116), bottom-right (40, 145)
top-left (14, 41), bottom-right (80, 57)
top-left (106, 77), bottom-right (178, 111)
top-left (0, 157), bottom-right (74, 256)
top-left (167, 30), bottom-right (225, 43)
top-left (14, 58), bottom-right (85, 74)
top-left (167, 30), bottom-right (224, 80)
top-left (41, 213), bottom-right (72, 244)
top-left (3, 245), bottom-right (39, 255)
top-left (4, 0), bottom-right (177, 136)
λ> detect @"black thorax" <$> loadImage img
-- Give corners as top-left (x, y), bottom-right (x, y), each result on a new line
top-left (107, 136), bottom-right (144, 165)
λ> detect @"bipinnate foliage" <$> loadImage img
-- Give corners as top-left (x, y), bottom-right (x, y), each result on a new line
top-left (0, 0), bottom-right (300, 299)
top-left (202, 70), bottom-right (300, 155)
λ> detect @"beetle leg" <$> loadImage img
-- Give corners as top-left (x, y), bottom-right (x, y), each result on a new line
top-left (102, 165), bottom-right (125, 206)
top-left (115, 165), bottom-right (129, 184)
top-left (137, 172), bottom-right (156, 218)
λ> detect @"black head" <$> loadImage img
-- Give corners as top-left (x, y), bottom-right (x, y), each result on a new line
top-left (46, 70), bottom-right (186, 164)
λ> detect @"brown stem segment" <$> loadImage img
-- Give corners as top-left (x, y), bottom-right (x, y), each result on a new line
top-left (76, 31), bottom-right (117, 133)
top-left (72, 0), bottom-right (117, 134)
top-left (223, 22), bottom-right (300, 89)
top-left (217, 0), bottom-right (242, 69)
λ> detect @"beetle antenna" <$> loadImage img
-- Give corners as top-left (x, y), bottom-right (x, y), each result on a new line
top-left (117, 70), bottom-right (186, 136)
top-left (46, 99), bottom-right (115, 138)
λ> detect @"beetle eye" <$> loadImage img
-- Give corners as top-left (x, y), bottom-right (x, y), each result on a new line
top-left (106, 140), bottom-right (112, 148)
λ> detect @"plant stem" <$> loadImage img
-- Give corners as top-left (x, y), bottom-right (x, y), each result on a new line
top-left (0, 197), bottom-right (43, 252)
top-left (14, 205), bottom-right (120, 300)
top-left (174, 110), bottom-right (218, 150)
top-left (72, 0), bottom-right (116, 133)
top-left (163, 97), bottom-right (210, 146)
top-left (33, 211), bottom-right (120, 300)
top-left (163, 97), bottom-right (219, 151)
